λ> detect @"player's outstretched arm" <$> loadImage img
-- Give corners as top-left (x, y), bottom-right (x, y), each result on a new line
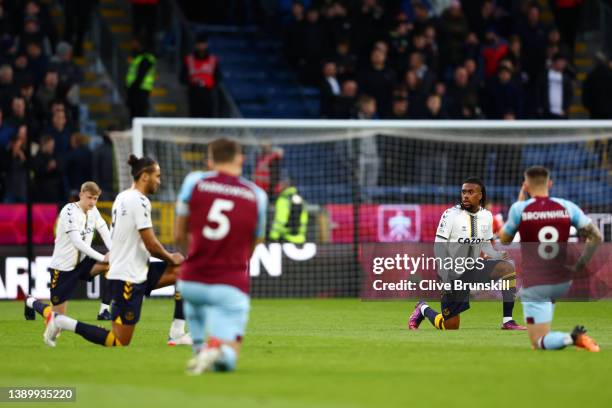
top-left (97, 223), bottom-right (112, 251)
top-left (67, 230), bottom-right (106, 262)
top-left (139, 228), bottom-right (183, 266)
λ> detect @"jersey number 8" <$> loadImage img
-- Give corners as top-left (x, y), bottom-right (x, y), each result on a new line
top-left (538, 226), bottom-right (559, 260)
top-left (203, 198), bottom-right (235, 240)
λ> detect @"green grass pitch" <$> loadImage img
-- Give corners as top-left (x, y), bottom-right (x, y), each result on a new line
top-left (1, 299), bottom-right (611, 408)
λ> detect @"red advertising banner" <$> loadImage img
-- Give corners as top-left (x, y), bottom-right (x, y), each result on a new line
top-left (326, 204), bottom-right (502, 243)
top-left (0, 204), bottom-right (57, 245)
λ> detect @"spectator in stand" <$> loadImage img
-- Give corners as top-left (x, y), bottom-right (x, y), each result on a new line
top-left (536, 52), bottom-right (573, 119)
top-left (470, 0), bottom-right (497, 42)
top-left (52, 42), bottom-right (83, 123)
top-left (180, 33), bottom-right (221, 117)
top-left (438, 1), bottom-right (469, 72)
top-left (12, 53), bottom-right (34, 85)
top-left (408, 50), bottom-right (436, 95)
top-left (550, 0), bottom-right (584, 61)
top-left (387, 15), bottom-right (413, 73)
top-left (32, 133), bottom-right (63, 203)
top-left (6, 95), bottom-right (30, 129)
top-left (482, 65), bottom-right (523, 119)
top-left (130, 0), bottom-right (159, 51)
top-left (421, 93), bottom-right (447, 119)
top-left (92, 131), bottom-right (115, 200)
top-left (17, 15), bottom-right (50, 55)
top-left (410, 32), bottom-right (436, 73)
top-left (300, 7), bottom-right (324, 85)
top-left (283, 2), bottom-right (305, 70)
top-left (0, 108), bottom-right (13, 148)
top-left (63, 132), bottom-right (92, 196)
top-left (22, 0), bottom-right (56, 52)
top-left (63, 0), bottom-right (95, 56)
top-left (357, 47), bottom-right (396, 118)
top-left (125, 36), bottom-right (156, 119)
top-left (47, 99), bottom-right (73, 128)
top-left (354, 94), bottom-right (377, 119)
top-left (330, 79), bottom-right (358, 118)
top-left (19, 80), bottom-right (42, 133)
top-left (403, 69), bottom-right (426, 117)
top-left (24, 41), bottom-right (47, 83)
top-left (387, 96), bottom-right (410, 119)
top-left (481, 28), bottom-right (508, 79)
top-left (0, 2), bottom-right (13, 37)
top-left (423, 25), bottom-right (440, 72)
top-left (463, 32), bottom-right (481, 64)
top-left (0, 64), bottom-right (16, 112)
top-left (506, 35), bottom-right (527, 84)
top-left (333, 38), bottom-right (357, 81)
top-left (35, 69), bottom-right (59, 119)
top-left (518, 4), bottom-right (547, 116)
top-left (463, 58), bottom-right (482, 89)
top-left (446, 65), bottom-right (479, 119)
top-left (321, 2), bottom-right (351, 56)
top-left (546, 27), bottom-right (572, 63)
top-left (352, 0), bottom-right (387, 62)
top-left (319, 61), bottom-right (341, 118)
top-left (412, 2), bottom-right (434, 34)
top-left (2, 125), bottom-right (27, 203)
top-left (582, 53), bottom-right (612, 119)
top-left (44, 109), bottom-right (71, 155)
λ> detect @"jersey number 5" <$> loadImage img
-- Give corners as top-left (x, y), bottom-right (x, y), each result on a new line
top-left (203, 198), bottom-right (235, 240)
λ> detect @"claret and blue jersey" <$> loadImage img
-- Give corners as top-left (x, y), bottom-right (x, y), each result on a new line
top-left (501, 196), bottom-right (592, 288)
top-left (176, 170), bottom-right (268, 294)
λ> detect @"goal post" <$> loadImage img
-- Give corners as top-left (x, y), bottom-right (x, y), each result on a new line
top-left (110, 119), bottom-right (612, 297)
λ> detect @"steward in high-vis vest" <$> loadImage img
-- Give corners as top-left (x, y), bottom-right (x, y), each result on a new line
top-left (180, 33), bottom-right (221, 118)
top-left (269, 186), bottom-right (309, 244)
top-left (125, 37), bottom-right (156, 119)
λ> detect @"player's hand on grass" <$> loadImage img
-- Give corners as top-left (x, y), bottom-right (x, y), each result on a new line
top-left (170, 252), bottom-right (185, 266)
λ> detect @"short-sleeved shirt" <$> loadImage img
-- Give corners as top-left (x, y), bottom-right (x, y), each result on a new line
top-left (49, 203), bottom-right (107, 271)
top-left (501, 196), bottom-right (592, 287)
top-left (107, 189), bottom-right (153, 284)
top-left (176, 171), bottom-right (267, 293)
top-left (434, 205), bottom-right (495, 279)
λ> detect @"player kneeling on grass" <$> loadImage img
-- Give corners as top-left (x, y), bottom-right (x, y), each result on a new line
top-left (175, 139), bottom-right (267, 374)
top-left (409, 178), bottom-right (525, 331)
top-left (43, 155), bottom-right (188, 347)
top-left (25, 182), bottom-right (111, 328)
top-left (499, 166), bottom-right (602, 351)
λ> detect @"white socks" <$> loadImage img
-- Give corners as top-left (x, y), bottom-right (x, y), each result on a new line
top-left (26, 297), bottom-right (35, 308)
top-left (99, 303), bottom-right (110, 314)
top-left (420, 304), bottom-right (429, 316)
top-left (502, 317), bottom-right (513, 324)
top-left (170, 319), bottom-right (186, 338)
top-left (54, 314), bottom-right (77, 332)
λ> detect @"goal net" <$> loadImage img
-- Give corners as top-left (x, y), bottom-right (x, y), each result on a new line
top-left (111, 119), bottom-right (612, 298)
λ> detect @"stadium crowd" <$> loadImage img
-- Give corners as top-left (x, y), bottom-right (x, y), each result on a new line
top-left (281, 0), bottom-right (588, 120)
top-left (0, 0), bottom-right (112, 204)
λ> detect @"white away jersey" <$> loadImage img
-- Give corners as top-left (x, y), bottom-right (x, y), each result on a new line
top-left (107, 189), bottom-right (153, 283)
top-left (49, 203), bottom-right (107, 271)
top-left (435, 205), bottom-right (494, 243)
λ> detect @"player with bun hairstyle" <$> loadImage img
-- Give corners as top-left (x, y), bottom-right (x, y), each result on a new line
top-left (43, 155), bottom-right (190, 347)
